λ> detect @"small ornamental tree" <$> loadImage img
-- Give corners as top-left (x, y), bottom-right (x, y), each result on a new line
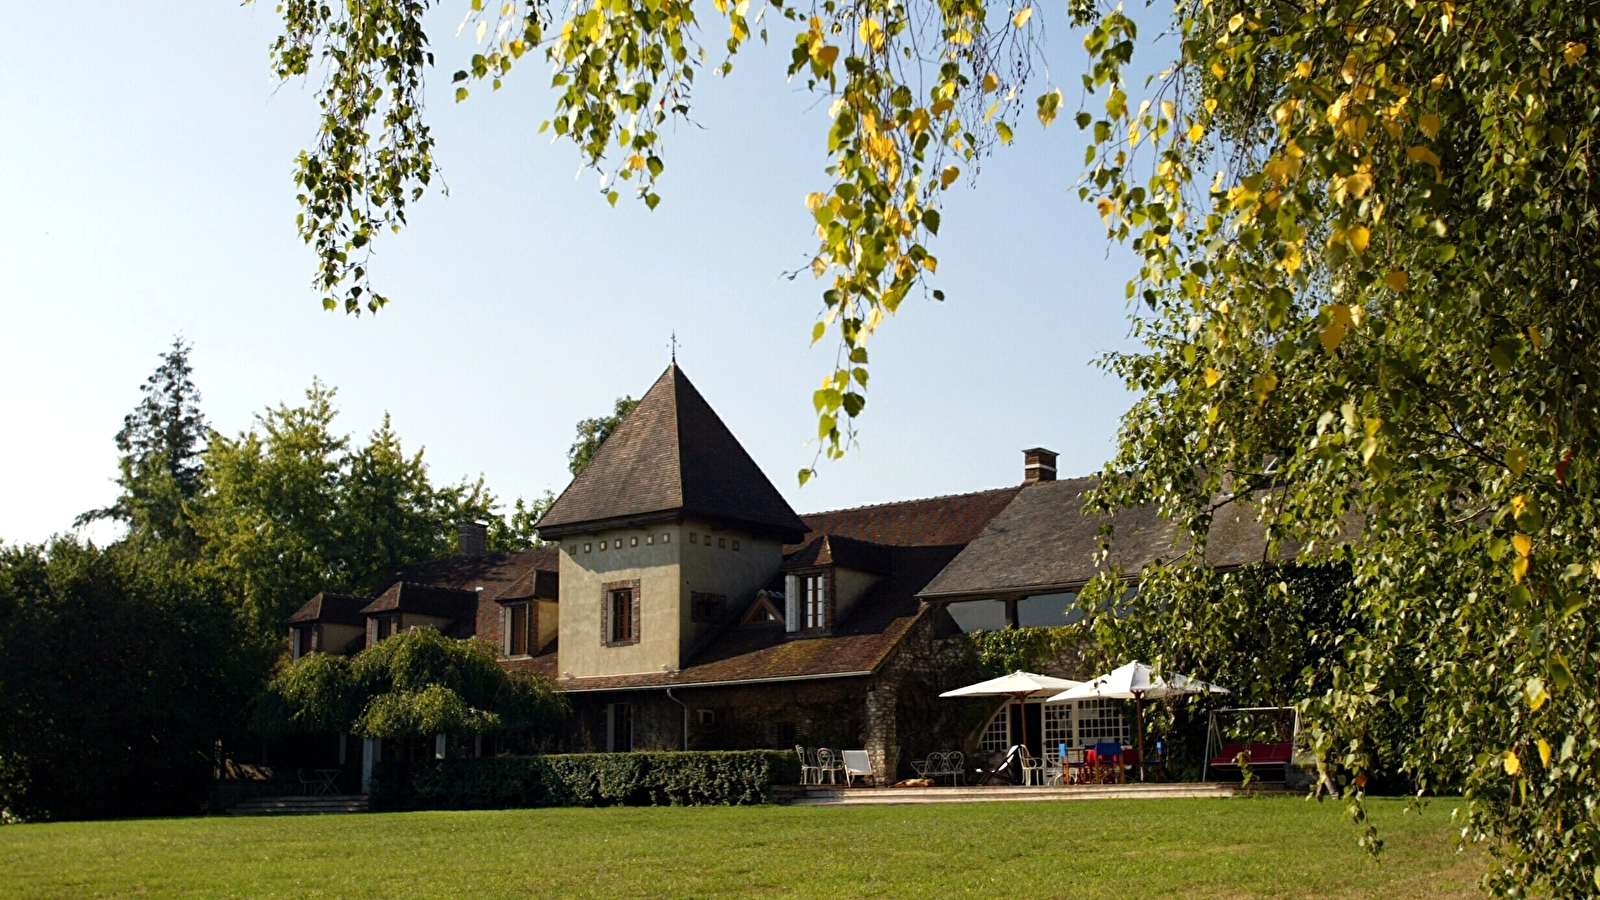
top-left (258, 628), bottom-right (568, 743)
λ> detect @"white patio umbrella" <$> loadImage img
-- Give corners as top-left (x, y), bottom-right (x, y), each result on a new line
top-left (940, 671), bottom-right (1082, 776)
top-left (1045, 661), bottom-right (1228, 780)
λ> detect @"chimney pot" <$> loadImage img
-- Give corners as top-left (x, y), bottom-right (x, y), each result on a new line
top-left (1022, 447), bottom-right (1058, 485)
top-left (457, 521), bottom-right (489, 557)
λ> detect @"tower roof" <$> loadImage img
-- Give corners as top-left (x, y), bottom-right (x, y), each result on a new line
top-left (536, 365), bottom-right (807, 542)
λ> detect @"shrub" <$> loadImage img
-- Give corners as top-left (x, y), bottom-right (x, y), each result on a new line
top-left (370, 750), bottom-right (801, 811)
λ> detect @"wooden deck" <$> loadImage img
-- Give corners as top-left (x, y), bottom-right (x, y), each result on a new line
top-left (774, 782), bottom-right (1286, 806)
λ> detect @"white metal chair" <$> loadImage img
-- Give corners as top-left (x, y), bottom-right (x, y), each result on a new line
top-left (841, 749), bottom-right (874, 786)
top-left (795, 745), bottom-right (820, 786)
top-left (815, 748), bottom-right (845, 785)
top-left (943, 750), bottom-right (965, 785)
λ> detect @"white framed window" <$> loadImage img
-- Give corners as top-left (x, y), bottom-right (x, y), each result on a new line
top-left (1044, 703), bottom-right (1072, 752)
top-left (1075, 698), bottom-right (1129, 747)
top-left (979, 705), bottom-right (1011, 752)
top-left (802, 573), bottom-right (827, 630)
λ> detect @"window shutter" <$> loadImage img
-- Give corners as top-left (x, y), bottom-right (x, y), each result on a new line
top-left (630, 590), bottom-right (641, 642)
top-left (784, 575), bottom-right (800, 633)
top-left (600, 590), bottom-right (610, 646)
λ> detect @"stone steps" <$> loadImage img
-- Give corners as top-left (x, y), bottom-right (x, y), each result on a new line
top-left (778, 782), bottom-right (1282, 806)
top-left (227, 795), bottom-right (371, 816)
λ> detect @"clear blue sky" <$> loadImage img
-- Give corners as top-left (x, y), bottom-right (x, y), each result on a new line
top-left (0, 1), bottom-right (1153, 545)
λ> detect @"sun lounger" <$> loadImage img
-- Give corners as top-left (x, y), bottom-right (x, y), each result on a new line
top-left (841, 749), bottom-right (875, 786)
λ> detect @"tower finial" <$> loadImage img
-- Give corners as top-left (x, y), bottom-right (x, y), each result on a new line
top-left (670, 331), bottom-right (678, 365)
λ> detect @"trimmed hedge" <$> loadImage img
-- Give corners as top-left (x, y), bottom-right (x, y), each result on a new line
top-left (370, 750), bottom-right (801, 811)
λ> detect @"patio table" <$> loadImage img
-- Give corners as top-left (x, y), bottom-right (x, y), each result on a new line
top-left (315, 769), bottom-right (342, 795)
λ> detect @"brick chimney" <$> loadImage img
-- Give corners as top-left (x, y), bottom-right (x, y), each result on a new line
top-left (456, 521), bottom-right (489, 557)
top-left (1023, 448), bottom-right (1058, 484)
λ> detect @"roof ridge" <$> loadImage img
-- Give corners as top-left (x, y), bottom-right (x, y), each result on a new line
top-left (800, 484), bottom-right (1021, 518)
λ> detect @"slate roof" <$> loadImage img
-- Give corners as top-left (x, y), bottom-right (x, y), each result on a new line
top-left (781, 534), bottom-right (892, 574)
top-left (918, 477), bottom-right (1315, 601)
top-left (385, 546), bottom-right (560, 603)
top-left (360, 582), bottom-right (480, 619)
top-left (536, 365), bottom-right (807, 542)
top-left (288, 592), bottom-right (368, 627)
top-left (795, 487), bottom-right (1022, 548)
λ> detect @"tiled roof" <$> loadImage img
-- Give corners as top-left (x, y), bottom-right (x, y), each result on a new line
top-left (288, 592), bottom-right (368, 627)
top-left (795, 487), bottom-right (1022, 549)
top-left (360, 582), bottom-right (479, 619)
top-left (781, 534), bottom-right (892, 574)
top-left (536, 365), bottom-right (807, 542)
top-left (386, 546), bottom-right (559, 603)
top-left (918, 477), bottom-right (1316, 601)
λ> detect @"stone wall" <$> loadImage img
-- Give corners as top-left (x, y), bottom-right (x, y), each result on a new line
top-left (550, 606), bottom-right (994, 783)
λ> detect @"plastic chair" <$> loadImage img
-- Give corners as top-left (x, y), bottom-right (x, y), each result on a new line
top-left (1016, 745), bottom-right (1045, 786)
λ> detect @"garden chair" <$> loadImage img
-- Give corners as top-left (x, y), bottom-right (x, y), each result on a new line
top-left (1091, 742), bottom-right (1124, 784)
top-left (795, 745), bottom-right (820, 786)
top-left (841, 750), bottom-right (874, 786)
top-left (1063, 747), bottom-right (1087, 784)
top-left (1016, 746), bottom-right (1045, 786)
top-left (296, 769), bottom-right (321, 796)
top-left (1044, 746), bottom-right (1063, 786)
top-left (815, 748), bottom-right (845, 785)
top-left (943, 750), bottom-right (965, 786)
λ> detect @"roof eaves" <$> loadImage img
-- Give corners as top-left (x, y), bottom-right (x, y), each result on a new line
top-left (556, 669), bottom-right (876, 693)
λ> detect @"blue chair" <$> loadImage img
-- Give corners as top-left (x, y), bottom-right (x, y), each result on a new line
top-left (1093, 742), bottom-right (1124, 783)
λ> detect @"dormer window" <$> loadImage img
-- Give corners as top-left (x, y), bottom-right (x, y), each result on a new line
top-left (503, 602), bottom-right (533, 657)
top-left (801, 573), bottom-right (828, 630)
top-left (372, 614), bottom-right (399, 643)
top-left (291, 624), bottom-right (315, 659)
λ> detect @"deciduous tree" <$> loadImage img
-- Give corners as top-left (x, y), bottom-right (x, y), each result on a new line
top-left (567, 396), bottom-right (639, 476)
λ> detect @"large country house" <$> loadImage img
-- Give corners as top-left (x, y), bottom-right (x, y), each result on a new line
top-left (286, 364), bottom-right (1274, 782)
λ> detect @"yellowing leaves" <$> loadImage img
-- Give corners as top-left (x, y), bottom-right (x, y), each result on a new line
top-left (1037, 89), bottom-right (1063, 127)
top-left (1360, 417), bottom-right (1383, 464)
top-left (1527, 677), bottom-right (1549, 712)
top-left (1203, 367), bottom-right (1222, 388)
top-left (1418, 113), bottom-right (1441, 139)
top-left (1251, 371), bottom-right (1279, 403)
top-left (1385, 271), bottom-right (1410, 291)
top-left (982, 72), bottom-right (999, 93)
top-left (1512, 533), bottom-right (1533, 558)
top-left (940, 166), bottom-right (960, 189)
top-left (1502, 750), bottom-right (1521, 776)
top-left (1512, 555), bottom-right (1530, 583)
top-left (1537, 739), bottom-right (1552, 767)
top-left (1329, 225), bottom-right (1371, 254)
top-left (1012, 6), bottom-right (1033, 27)
top-left (1565, 41), bottom-right (1588, 64)
top-left (858, 18), bottom-right (886, 52)
top-left (1408, 144), bottom-right (1442, 172)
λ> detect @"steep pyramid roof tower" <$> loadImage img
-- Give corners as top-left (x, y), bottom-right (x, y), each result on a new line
top-left (536, 365), bottom-right (807, 542)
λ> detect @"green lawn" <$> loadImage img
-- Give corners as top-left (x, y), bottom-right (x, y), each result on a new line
top-left (0, 797), bottom-right (1481, 899)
